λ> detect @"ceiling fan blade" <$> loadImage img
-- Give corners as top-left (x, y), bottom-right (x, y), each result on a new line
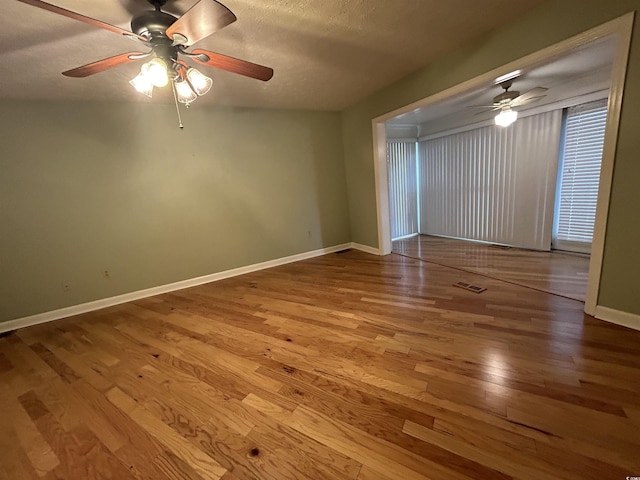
top-left (511, 95), bottom-right (546, 108)
top-left (16, 0), bottom-right (147, 41)
top-left (191, 49), bottom-right (274, 81)
top-left (474, 106), bottom-right (501, 115)
top-left (166, 0), bottom-right (237, 46)
top-left (511, 87), bottom-right (548, 107)
top-left (62, 52), bottom-right (148, 77)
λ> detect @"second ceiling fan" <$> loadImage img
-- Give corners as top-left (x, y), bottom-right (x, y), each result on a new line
top-left (473, 78), bottom-right (548, 126)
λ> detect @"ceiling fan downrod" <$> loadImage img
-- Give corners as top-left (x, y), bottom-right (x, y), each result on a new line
top-left (147, 0), bottom-right (169, 12)
top-left (171, 80), bottom-right (185, 129)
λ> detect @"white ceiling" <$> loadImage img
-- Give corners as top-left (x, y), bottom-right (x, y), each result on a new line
top-left (387, 38), bottom-right (615, 134)
top-left (1, 0), bottom-right (548, 111)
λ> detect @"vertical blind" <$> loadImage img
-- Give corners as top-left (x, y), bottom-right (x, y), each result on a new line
top-left (387, 142), bottom-right (418, 239)
top-left (419, 110), bottom-right (562, 250)
top-left (553, 99), bottom-right (608, 252)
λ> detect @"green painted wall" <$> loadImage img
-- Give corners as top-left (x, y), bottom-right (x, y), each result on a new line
top-left (3, 1), bottom-right (639, 323)
top-left (0, 101), bottom-right (349, 322)
top-left (341, 0), bottom-right (640, 315)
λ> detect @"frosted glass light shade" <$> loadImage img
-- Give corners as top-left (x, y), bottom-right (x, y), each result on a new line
top-left (129, 73), bottom-right (154, 97)
top-left (175, 78), bottom-right (198, 104)
top-left (142, 58), bottom-right (169, 87)
top-left (495, 108), bottom-right (518, 127)
top-left (186, 68), bottom-right (212, 96)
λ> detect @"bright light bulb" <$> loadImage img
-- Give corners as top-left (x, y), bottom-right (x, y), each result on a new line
top-left (129, 73), bottom-right (154, 97)
top-left (175, 78), bottom-right (198, 104)
top-left (495, 108), bottom-right (518, 127)
top-left (142, 58), bottom-right (169, 87)
top-left (186, 68), bottom-right (212, 96)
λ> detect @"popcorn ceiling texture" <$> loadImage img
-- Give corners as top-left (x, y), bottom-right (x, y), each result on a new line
top-left (1, 0), bottom-right (546, 110)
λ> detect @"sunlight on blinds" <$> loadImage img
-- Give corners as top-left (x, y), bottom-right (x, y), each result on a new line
top-left (419, 110), bottom-right (562, 250)
top-left (554, 99), bottom-right (607, 252)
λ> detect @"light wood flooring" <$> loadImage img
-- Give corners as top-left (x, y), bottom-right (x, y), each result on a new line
top-left (393, 235), bottom-right (590, 301)
top-left (1, 250), bottom-right (640, 480)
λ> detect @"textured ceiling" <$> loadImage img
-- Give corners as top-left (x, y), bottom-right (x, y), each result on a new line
top-left (0, 0), bottom-right (548, 110)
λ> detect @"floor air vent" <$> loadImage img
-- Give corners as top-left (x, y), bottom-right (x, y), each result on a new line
top-left (453, 281), bottom-right (486, 293)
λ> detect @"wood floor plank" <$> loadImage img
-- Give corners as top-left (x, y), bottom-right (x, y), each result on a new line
top-left (403, 419), bottom-right (551, 480)
top-left (2, 250), bottom-right (640, 479)
top-left (283, 403), bottom-right (486, 480)
top-left (106, 386), bottom-right (227, 480)
top-left (0, 392), bottom-right (44, 480)
top-left (1, 393), bottom-right (60, 477)
top-left (394, 234), bottom-right (589, 301)
top-left (3, 335), bottom-right (59, 384)
top-left (236, 394), bottom-right (363, 480)
top-left (140, 396), bottom-right (274, 480)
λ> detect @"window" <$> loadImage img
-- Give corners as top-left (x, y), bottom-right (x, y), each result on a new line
top-left (553, 99), bottom-right (608, 253)
top-left (419, 110), bottom-right (562, 250)
top-left (387, 142), bottom-right (418, 240)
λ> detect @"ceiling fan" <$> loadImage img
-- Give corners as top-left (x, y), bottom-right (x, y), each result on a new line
top-left (473, 79), bottom-right (548, 126)
top-left (16, 0), bottom-right (274, 121)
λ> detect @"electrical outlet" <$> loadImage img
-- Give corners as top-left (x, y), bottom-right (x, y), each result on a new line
top-left (103, 270), bottom-right (110, 278)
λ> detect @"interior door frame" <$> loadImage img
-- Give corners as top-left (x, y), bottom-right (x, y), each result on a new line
top-left (371, 12), bottom-right (634, 315)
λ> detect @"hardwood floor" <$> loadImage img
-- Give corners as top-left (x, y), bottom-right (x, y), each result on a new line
top-left (1, 250), bottom-right (639, 480)
top-left (393, 235), bottom-right (590, 301)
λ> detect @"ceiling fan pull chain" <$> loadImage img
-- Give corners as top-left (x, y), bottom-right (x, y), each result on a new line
top-left (171, 80), bottom-right (184, 129)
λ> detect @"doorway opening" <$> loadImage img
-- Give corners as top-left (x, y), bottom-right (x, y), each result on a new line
top-left (372, 13), bottom-right (633, 314)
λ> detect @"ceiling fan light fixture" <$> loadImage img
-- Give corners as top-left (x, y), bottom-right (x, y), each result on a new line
top-left (495, 107), bottom-right (518, 127)
top-left (142, 58), bottom-right (169, 87)
top-left (129, 73), bottom-right (154, 97)
top-left (175, 78), bottom-right (198, 104)
top-left (186, 67), bottom-right (212, 96)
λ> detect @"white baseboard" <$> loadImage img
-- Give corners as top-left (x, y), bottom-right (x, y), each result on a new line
top-left (350, 242), bottom-right (381, 255)
top-left (594, 305), bottom-right (640, 332)
top-left (0, 243), bottom-right (352, 334)
top-left (8, 242), bottom-right (634, 336)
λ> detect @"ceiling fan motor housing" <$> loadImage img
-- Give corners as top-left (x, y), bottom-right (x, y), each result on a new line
top-left (131, 11), bottom-right (179, 64)
top-left (493, 90), bottom-right (520, 105)
top-left (131, 10), bottom-right (177, 40)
